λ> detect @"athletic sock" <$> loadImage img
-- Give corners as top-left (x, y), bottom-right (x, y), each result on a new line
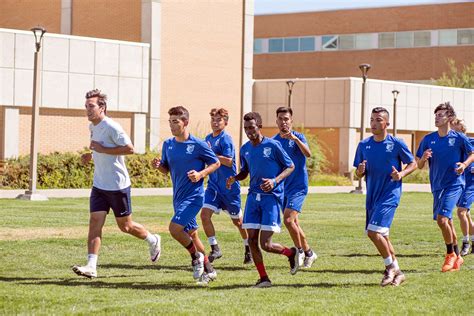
top-left (446, 243), bottom-right (454, 254)
top-left (304, 249), bottom-right (314, 257)
top-left (208, 236), bottom-right (218, 246)
top-left (243, 238), bottom-right (249, 246)
top-left (186, 242), bottom-right (198, 260)
top-left (281, 247), bottom-right (294, 257)
top-left (297, 247), bottom-right (304, 254)
top-left (383, 256), bottom-right (393, 267)
top-left (245, 245), bottom-right (250, 253)
top-left (462, 235), bottom-right (469, 243)
top-left (453, 244), bottom-right (460, 256)
top-left (87, 254), bottom-right (98, 269)
top-left (144, 232), bottom-right (157, 246)
top-left (255, 262), bottom-right (267, 278)
top-left (392, 259), bottom-right (400, 271)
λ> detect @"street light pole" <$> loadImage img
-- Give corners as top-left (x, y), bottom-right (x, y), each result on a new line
top-left (351, 63), bottom-right (371, 194)
top-left (392, 90), bottom-right (400, 137)
top-left (17, 26), bottom-right (48, 201)
top-left (286, 80), bottom-right (295, 108)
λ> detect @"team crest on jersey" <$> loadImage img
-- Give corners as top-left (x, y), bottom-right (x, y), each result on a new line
top-left (386, 142), bottom-right (394, 152)
top-left (215, 139), bottom-right (220, 146)
top-left (288, 140), bottom-right (295, 148)
top-left (263, 147), bottom-right (272, 158)
top-left (448, 138), bottom-right (455, 146)
top-left (186, 144), bottom-right (195, 154)
top-left (366, 145), bottom-right (371, 149)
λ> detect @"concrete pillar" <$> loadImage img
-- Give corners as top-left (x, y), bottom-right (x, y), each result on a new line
top-left (142, 0), bottom-right (161, 151)
top-left (3, 107), bottom-right (20, 159)
top-left (240, 0), bottom-right (254, 147)
top-left (132, 113), bottom-right (146, 154)
top-left (61, 0), bottom-right (72, 35)
top-left (339, 127), bottom-right (357, 175)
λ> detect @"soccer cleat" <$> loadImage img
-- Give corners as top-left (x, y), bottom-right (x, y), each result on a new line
top-left (208, 248), bottom-right (222, 263)
top-left (149, 234), bottom-right (162, 263)
top-left (253, 277), bottom-right (272, 288)
top-left (380, 267), bottom-right (396, 287)
top-left (72, 265), bottom-right (97, 278)
top-left (303, 252), bottom-right (318, 268)
top-left (450, 255), bottom-right (464, 271)
top-left (243, 251), bottom-right (253, 264)
top-left (196, 270), bottom-right (217, 286)
top-left (192, 252), bottom-right (205, 279)
top-left (297, 249), bottom-right (305, 267)
top-left (441, 253), bottom-right (457, 272)
top-left (289, 247), bottom-right (298, 275)
top-left (391, 270), bottom-right (406, 286)
top-left (460, 242), bottom-right (470, 256)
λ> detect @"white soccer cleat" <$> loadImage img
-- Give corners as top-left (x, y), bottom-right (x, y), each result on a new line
top-left (303, 252), bottom-right (318, 268)
top-left (149, 234), bottom-right (162, 263)
top-left (297, 249), bottom-right (305, 267)
top-left (72, 265), bottom-right (97, 278)
top-left (192, 252), bottom-right (205, 280)
top-left (196, 270), bottom-right (217, 285)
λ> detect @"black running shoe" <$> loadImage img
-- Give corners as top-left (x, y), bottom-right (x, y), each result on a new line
top-left (289, 247), bottom-right (298, 275)
top-left (253, 276), bottom-right (272, 288)
top-left (460, 242), bottom-right (470, 256)
top-left (208, 249), bottom-right (222, 263)
top-left (243, 252), bottom-right (252, 264)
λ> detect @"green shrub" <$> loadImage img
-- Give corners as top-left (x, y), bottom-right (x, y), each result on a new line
top-left (309, 174), bottom-right (352, 186)
top-left (403, 168), bottom-right (430, 184)
top-left (294, 127), bottom-right (330, 177)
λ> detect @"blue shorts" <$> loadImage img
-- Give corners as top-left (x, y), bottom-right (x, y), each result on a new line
top-left (433, 185), bottom-right (463, 220)
top-left (366, 203), bottom-right (397, 236)
top-left (283, 190), bottom-right (307, 212)
top-left (457, 187), bottom-right (474, 211)
top-left (90, 186), bottom-right (132, 218)
top-left (242, 192), bottom-right (282, 232)
top-left (172, 197), bottom-right (203, 232)
top-left (203, 187), bottom-right (242, 219)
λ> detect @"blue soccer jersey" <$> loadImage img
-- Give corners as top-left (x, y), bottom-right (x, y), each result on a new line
top-left (205, 130), bottom-right (240, 194)
top-left (273, 131), bottom-right (309, 194)
top-left (160, 134), bottom-right (219, 203)
top-left (240, 137), bottom-right (294, 201)
top-left (463, 137), bottom-right (474, 191)
top-left (416, 130), bottom-right (473, 192)
top-left (353, 135), bottom-right (414, 212)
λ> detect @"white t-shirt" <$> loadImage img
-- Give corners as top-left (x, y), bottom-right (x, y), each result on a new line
top-left (89, 117), bottom-right (132, 190)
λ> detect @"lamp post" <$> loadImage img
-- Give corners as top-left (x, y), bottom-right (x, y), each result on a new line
top-left (351, 63), bottom-right (371, 194)
top-left (392, 90), bottom-right (400, 137)
top-left (286, 80), bottom-right (295, 108)
top-left (17, 26), bottom-right (48, 201)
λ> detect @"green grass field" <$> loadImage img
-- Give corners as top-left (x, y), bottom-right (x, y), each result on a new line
top-left (1, 193), bottom-right (473, 315)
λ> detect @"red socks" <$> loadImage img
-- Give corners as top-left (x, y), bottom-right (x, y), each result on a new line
top-left (255, 262), bottom-right (267, 278)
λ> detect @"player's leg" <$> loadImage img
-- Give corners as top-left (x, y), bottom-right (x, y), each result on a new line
top-left (188, 228), bottom-right (216, 283)
top-left (225, 196), bottom-right (251, 264)
top-left (231, 216), bottom-right (252, 264)
top-left (201, 189), bottom-right (222, 262)
top-left (247, 228), bottom-right (271, 287)
top-left (457, 207), bottom-right (471, 255)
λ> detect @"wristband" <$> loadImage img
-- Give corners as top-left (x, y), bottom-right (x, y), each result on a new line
top-left (272, 178), bottom-right (277, 187)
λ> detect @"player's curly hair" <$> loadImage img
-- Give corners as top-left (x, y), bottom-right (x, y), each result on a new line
top-left (210, 108), bottom-right (229, 122)
top-left (434, 102), bottom-right (456, 119)
top-left (243, 112), bottom-right (262, 127)
top-left (168, 106), bottom-right (189, 121)
top-left (85, 89), bottom-right (107, 114)
top-left (452, 118), bottom-right (467, 133)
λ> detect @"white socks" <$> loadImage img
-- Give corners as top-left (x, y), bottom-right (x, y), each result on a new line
top-left (208, 236), bottom-right (218, 246)
top-left (145, 232), bottom-right (158, 246)
top-left (87, 254), bottom-right (98, 269)
top-left (463, 235), bottom-right (469, 242)
top-left (383, 256), bottom-right (393, 267)
top-left (392, 259), bottom-right (400, 271)
top-left (243, 238), bottom-right (249, 246)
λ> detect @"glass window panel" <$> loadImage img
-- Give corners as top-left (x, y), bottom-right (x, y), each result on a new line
top-left (268, 38), bottom-right (283, 52)
top-left (355, 34), bottom-right (373, 49)
top-left (458, 29), bottom-right (474, 45)
top-left (339, 35), bottom-right (354, 50)
top-left (396, 32), bottom-right (413, 48)
top-left (284, 38), bottom-right (299, 52)
top-left (322, 35), bottom-right (338, 50)
top-left (254, 39), bottom-right (263, 54)
top-left (300, 37), bottom-right (315, 51)
top-left (414, 31), bottom-right (431, 47)
top-left (439, 29), bottom-right (457, 46)
top-left (379, 33), bottom-right (395, 48)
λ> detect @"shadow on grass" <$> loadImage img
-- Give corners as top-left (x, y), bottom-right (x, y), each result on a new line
top-left (210, 282), bottom-right (380, 290)
top-left (335, 253), bottom-right (438, 258)
top-left (100, 263), bottom-right (250, 272)
top-left (301, 268), bottom-right (418, 274)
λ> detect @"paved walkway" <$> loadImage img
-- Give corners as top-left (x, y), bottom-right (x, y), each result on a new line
top-left (0, 183), bottom-right (430, 199)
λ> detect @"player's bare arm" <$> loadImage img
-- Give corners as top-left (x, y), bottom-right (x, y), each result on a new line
top-left (187, 161), bottom-right (221, 183)
top-left (217, 155), bottom-right (233, 168)
top-left (390, 161), bottom-right (417, 181)
top-left (416, 148), bottom-right (432, 169)
top-left (261, 164), bottom-right (295, 192)
top-left (456, 152), bottom-right (474, 175)
top-left (90, 141), bottom-right (134, 155)
top-left (151, 157), bottom-right (169, 174)
top-left (281, 131), bottom-right (311, 157)
top-left (356, 160), bottom-right (367, 178)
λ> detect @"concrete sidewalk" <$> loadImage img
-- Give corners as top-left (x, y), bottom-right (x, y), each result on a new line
top-left (0, 183), bottom-right (430, 199)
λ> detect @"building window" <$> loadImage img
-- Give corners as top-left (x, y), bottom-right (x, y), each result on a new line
top-left (439, 29), bottom-right (457, 46)
top-left (339, 35), bottom-right (354, 50)
top-left (322, 35), bottom-right (338, 50)
top-left (414, 31), bottom-right (431, 47)
top-left (268, 38), bottom-right (283, 52)
top-left (355, 34), bottom-right (373, 49)
top-left (458, 29), bottom-right (474, 45)
top-left (284, 38), bottom-right (299, 52)
top-left (254, 39), bottom-right (263, 54)
top-left (379, 33), bottom-right (395, 48)
top-left (396, 32), bottom-right (413, 48)
top-left (300, 37), bottom-right (315, 51)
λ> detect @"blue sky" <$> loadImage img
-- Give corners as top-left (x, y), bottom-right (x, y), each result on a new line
top-left (254, 0), bottom-right (473, 15)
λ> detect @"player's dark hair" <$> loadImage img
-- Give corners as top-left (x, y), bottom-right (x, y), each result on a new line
top-left (372, 107), bottom-right (390, 119)
top-left (168, 106), bottom-right (189, 121)
top-left (434, 102), bottom-right (456, 118)
top-left (276, 106), bottom-right (293, 117)
top-left (243, 112), bottom-right (263, 127)
top-left (85, 89), bottom-right (107, 114)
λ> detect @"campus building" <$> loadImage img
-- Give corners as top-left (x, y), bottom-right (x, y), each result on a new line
top-left (0, 0), bottom-right (254, 161)
top-left (253, 3), bottom-right (474, 174)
